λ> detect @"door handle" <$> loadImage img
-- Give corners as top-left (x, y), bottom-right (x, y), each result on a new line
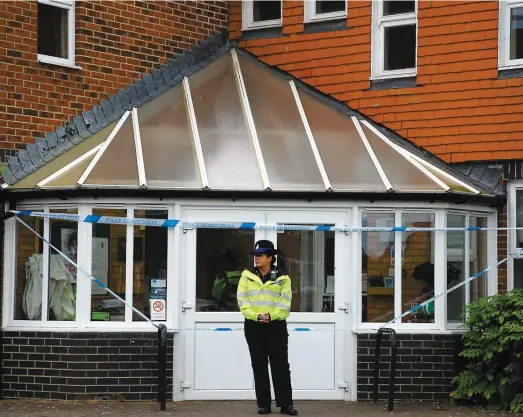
top-left (338, 303), bottom-right (349, 313)
top-left (182, 300), bottom-right (193, 312)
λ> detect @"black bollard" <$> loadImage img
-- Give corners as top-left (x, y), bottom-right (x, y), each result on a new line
top-left (158, 324), bottom-right (167, 411)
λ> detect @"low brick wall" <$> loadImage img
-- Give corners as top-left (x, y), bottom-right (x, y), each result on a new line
top-left (357, 333), bottom-right (465, 401)
top-left (1, 331), bottom-right (174, 400)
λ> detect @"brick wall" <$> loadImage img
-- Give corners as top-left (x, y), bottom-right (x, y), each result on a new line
top-left (0, 0), bottom-right (227, 151)
top-left (357, 333), bottom-right (464, 401)
top-left (1, 331), bottom-right (174, 400)
top-left (229, 1), bottom-right (523, 164)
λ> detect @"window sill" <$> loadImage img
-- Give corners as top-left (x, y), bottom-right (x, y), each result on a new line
top-left (498, 66), bottom-right (523, 80)
top-left (37, 54), bottom-right (82, 70)
top-left (370, 76), bottom-right (417, 90)
top-left (304, 18), bottom-right (347, 34)
top-left (241, 26), bottom-right (283, 40)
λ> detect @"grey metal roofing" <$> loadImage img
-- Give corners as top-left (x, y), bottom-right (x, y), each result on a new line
top-left (1, 27), bottom-right (503, 198)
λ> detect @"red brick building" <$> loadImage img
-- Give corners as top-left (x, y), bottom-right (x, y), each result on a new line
top-left (0, 0), bottom-right (520, 405)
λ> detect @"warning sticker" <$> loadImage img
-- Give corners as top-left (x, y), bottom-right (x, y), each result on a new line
top-left (150, 299), bottom-right (166, 321)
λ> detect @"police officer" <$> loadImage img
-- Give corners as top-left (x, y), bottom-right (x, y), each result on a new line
top-left (237, 240), bottom-right (298, 416)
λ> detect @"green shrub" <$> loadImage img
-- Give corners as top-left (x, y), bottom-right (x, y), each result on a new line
top-left (450, 289), bottom-right (523, 412)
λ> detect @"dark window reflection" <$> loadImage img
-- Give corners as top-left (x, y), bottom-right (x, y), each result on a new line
top-left (253, 1), bottom-right (281, 22)
top-left (383, 1), bottom-right (415, 16)
top-left (316, 1), bottom-right (345, 14)
top-left (510, 8), bottom-right (523, 60)
top-left (384, 24), bottom-right (416, 70)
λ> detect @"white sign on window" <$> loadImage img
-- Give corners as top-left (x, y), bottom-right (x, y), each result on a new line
top-left (91, 237), bottom-right (109, 295)
top-left (150, 299), bottom-right (166, 321)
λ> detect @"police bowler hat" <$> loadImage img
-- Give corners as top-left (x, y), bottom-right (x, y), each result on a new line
top-left (251, 240), bottom-right (278, 256)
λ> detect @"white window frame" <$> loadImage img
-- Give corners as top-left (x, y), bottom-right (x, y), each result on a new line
top-left (304, 0), bottom-right (347, 23)
top-left (499, 0), bottom-right (523, 69)
top-left (371, 0), bottom-right (418, 80)
top-left (508, 180), bottom-right (523, 290)
top-left (242, 0), bottom-right (282, 31)
top-left (36, 0), bottom-right (79, 69)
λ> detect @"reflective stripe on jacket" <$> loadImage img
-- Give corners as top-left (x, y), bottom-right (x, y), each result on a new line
top-left (237, 269), bottom-right (292, 322)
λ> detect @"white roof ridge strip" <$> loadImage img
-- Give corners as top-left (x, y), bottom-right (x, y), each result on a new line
top-left (352, 116), bottom-right (392, 192)
top-left (77, 110), bottom-right (130, 186)
top-left (183, 76), bottom-right (209, 190)
top-left (231, 49), bottom-right (271, 191)
top-left (131, 107), bottom-right (147, 188)
top-left (37, 143), bottom-right (103, 189)
top-left (360, 119), bottom-right (450, 192)
top-left (290, 80), bottom-right (332, 191)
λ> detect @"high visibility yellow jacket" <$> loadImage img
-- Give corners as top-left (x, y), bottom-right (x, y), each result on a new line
top-left (237, 268), bottom-right (292, 322)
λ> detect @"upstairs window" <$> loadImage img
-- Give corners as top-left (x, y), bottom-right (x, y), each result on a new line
top-left (242, 0), bottom-right (282, 30)
top-left (304, 0), bottom-right (347, 23)
top-left (499, 0), bottom-right (523, 69)
top-left (371, 0), bottom-right (417, 79)
top-left (37, 0), bottom-right (76, 68)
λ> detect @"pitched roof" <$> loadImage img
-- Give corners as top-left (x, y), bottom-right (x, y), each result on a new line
top-left (1, 28), bottom-right (503, 199)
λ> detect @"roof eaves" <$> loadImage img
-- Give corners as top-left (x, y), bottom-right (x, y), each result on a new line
top-left (2, 27), bottom-right (230, 187)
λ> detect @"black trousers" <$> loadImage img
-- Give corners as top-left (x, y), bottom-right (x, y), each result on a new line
top-left (244, 319), bottom-right (293, 409)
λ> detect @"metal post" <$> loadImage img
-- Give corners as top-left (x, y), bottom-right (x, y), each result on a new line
top-left (158, 323), bottom-right (167, 411)
top-left (372, 328), bottom-right (398, 412)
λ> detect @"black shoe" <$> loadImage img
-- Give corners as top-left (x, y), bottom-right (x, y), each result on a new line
top-left (258, 407), bottom-right (272, 414)
top-left (280, 406), bottom-right (298, 415)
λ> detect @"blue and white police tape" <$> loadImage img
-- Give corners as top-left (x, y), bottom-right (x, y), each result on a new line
top-left (7, 210), bottom-right (514, 233)
top-left (14, 215), bottom-right (159, 329)
top-left (380, 247), bottom-right (523, 328)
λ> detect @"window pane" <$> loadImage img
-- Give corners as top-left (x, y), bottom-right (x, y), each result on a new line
top-left (189, 54), bottom-right (263, 190)
top-left (316, 0), bottom-right (345, 14)
top-left (447, 214), bottom-right (466, 324)
top-left (401, 213), bottom-right (435, 324)
top-left (91, 209), bottom-right (126, 322)
top-left (384, 24), bottom-right (416, 71)
top-left (297, 88), bottom-right (386, 191)
top-left (15, 213), bottom-right (44, 320)
top-left (253, 1), bottom-right (281, 21)
top-left (84, 116), bottom-right (139, 186)
top-left (383, 1), bottom-right (415, 15)
top-left (514, 259), bottom-right (523, 288)
top-left (196, 229), bottom-right (254, 312)
top-left (38, 3), bottom-right (68, 59)
top-left (510, 7), bottom-right (523, 60)
top-left (362, 213), bottom-right (395, 323)
top-left (277, 229), bottom-right (335, 312)
top-left (133, 210), bottom-right (168, 321)
top-left (138, 85), bottom-right (201, 189)
top-left (48, 208), bottom-right (78, 321)
top-left (238, 54), bottom-right (324, 190)
top-left (516, 190), bottom-right (523, 248)
top-left (470, 217), bottom-right (488, 303)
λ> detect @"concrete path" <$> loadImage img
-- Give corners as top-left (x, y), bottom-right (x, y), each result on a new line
top-left (0, 400), bottom-right (513, 416)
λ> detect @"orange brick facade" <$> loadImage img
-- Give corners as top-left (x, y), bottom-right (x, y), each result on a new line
top-left (0, 0), bottom-right (227, 152)
top-left (229, 0), bottom-right (521, 164)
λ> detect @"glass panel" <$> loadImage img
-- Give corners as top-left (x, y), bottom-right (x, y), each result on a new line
top-left (48, 208), bottom-right (77, 321)
top-left (297, 88), bottom-right (385, 191)
top-left (91, 209), bottom-right (126, 322)
top-left (133, 210), bottom-right (168, 321)
top-left (139, 85), bottom-right (201, 188)
top-left (11, 121), bottom-right (117, 190)
top-left (384, 24), bottom-right (416, 71)
top-left (412, 162), bottom-right (474, 194)
top-left (277, 229), bottom-right (335, 312)
top-left (253, 0), bottom-right (281, 21)
top-left (14, 212), bottom-right (44, 320)
top-left (189, 55), bottom-right (263, 190)
top-left (45, 153), bottom-right (96, 188)
top-left (516, 190), bottom-right (523, 248)
top-left (447, 214), bottom-right (466, 324)
top-left (360, 123), bottom-right (442, 191)
top-left (316, 0), bottom-right (345, 14)
top-left (239, 54), bottom-right (324, 190)
top-left (470, 217), bottom-right (488, 303)
top-left (514, 259), bottom-right (523, 288)
top-left (401, 213), bottom-right (435, 324)
top-left (510, 7), bottom-right (523, 60)
top-left (38, 3), bottom-right (69, 59)
top-left (196, 229), bottom-right (254, 312)
top-left (362, 212), bottom-right (395, 323)
top-left (383, 1), bottom-right (415, 15)
top-left (84, 116), bottom-right (139, 186)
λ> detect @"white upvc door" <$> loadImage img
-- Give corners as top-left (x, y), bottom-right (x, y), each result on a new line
top-left (265, 210), bottom-right (352, 400)
top-left (179, 208), bottom-right (265, 400)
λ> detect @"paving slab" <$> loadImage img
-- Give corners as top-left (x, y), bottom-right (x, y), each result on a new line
top-left (0, 400), bottom-right (514, 417)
